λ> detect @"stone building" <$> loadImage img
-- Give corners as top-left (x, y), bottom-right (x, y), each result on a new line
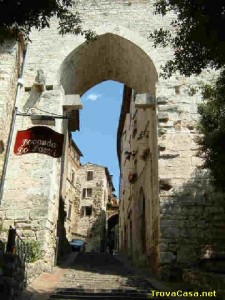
top-left (74, 163), bottom-right (115, 252)
top-left (0, 37), bottom-right (82, 269)
top-left (0, 0), bottom-right (224, 289)
top-left (118, 85), bottom-right (225, 281)
top-left (59, 136), bottom-right (83, 241)
top-left (118, 87), bottom-right (159, 270)
top-left (0, 37), bottom-right (25, 187)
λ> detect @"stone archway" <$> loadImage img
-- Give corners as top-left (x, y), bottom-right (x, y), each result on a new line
top-left (107, 213), bottom-right (118, 233)
top-left (59, 32), bottom-right (158, 96)
top-left (58, 30), bottom-right (159, 257)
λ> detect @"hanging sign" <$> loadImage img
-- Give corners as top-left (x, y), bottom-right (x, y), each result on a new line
top-left (14, 126), bottom-right (64, 158)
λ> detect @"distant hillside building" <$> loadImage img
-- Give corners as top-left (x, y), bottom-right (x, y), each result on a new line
top-left (73, 163), bottom-right (115, 252)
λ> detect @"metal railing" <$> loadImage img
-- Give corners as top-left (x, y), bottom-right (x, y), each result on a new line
top-left (7, 226), bottom-right (25, 255)
top-left (6, 226), bottom-right (27, 286)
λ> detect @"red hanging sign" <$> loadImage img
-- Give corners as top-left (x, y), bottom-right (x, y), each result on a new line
top-left (14, 126), bottom-right (64, 158)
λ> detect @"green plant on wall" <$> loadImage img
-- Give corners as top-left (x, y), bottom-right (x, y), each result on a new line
top-left (25, 240), bottom-right (42, 263)
top-left (107, 202), bottom-right (113, 209)
top-left (197, 69), bottom-right (225, 191)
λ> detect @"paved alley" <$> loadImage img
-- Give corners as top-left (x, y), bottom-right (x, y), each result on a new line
top-left (24, 252), bottom-right (167, 300)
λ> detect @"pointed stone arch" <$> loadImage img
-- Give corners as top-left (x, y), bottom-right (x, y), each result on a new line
top-left (59, 29), bottom-right (158, 96)
top-left (107, 212), bottom-right (119, 233)
top-left (58, 27), bottom-right (159, 260)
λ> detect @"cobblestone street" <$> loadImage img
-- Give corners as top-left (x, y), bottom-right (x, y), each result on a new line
top-left (22, 252), bottom-right (169, 300)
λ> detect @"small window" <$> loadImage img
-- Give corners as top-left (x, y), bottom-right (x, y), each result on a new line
top-left (87, 171), bottom-right (94, 181)
top-left (132, 120), bottom-right (137, 138)
top-left (68, 203), bottom-right (72, 220)
top-left (121, 139), bottom-right (124, 151)
top-left (0, 140), bottom-right (4, 154)
top-left (82, 188), bottom-right (92, 198)
top-left (134, 159), bottom-right (137, 173)
top-left (132, 109), bottom-right (137, 119)
top-left (129, 135), bottom-right (131, 144)
top-left (87, 188), bottom-right (92, 197)
top-left (71, 170), bottom-right (75, 184)
top-left (75, 154), bottom-right (79, 163)
top-left (86, 206), bottom-right (92, 216)
top-left (104, 190), bottom-right (106, 206)
top-left (81, 206), bottom-right (92, 217)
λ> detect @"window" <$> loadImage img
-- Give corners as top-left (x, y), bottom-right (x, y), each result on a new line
top-left (121, 138), bottom-right (124, 152)
top-left (104, 190), bottom-right (106, 206)
top-left (87, 171), bottom-right (94, 181)
top-left (134, 158), bottom-right (137, 173)
top-left (71, 150), bottom-right (75, 159)
top-left (71, 170), bottom-right (75, 184)
top-left (132, 120), bottom-right (137, 138)
top-left (132, 109), bottom-right (137, 119)
top-left (75, 154), bottom-right (79, 164)
top-left (81, 206), bottom-right (92, 217)
top-left (68, 203), bottom-right (72, 220)
top-left (82, 188), bottom-right (92, 198)
top-left (86, 206), bottom-right (92, 216)
top-left (0, 140), bottom-right (4, 154)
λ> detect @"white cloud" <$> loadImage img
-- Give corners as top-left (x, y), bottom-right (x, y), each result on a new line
top-left (86, 93), bottom-right (102, 101)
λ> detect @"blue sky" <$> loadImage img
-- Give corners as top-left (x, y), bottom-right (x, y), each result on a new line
top-left (72, 80), bottom-right (123, 196)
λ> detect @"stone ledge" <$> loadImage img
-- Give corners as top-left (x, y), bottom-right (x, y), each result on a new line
top-left (183, 268), bottom-right (225, 297)
top-left (26, 260), bottom-right (53, 285)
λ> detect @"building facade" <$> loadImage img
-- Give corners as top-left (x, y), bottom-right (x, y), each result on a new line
top-left (74, 163), bottom-right (115, 252)
top-left (118, 87), bottom-right (159, 271)
top-left (118, 85), bottom-right (225, 280)
top-left (61, 137), bottom-right (83, 241)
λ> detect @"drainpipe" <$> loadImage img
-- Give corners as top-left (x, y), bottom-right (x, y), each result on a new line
top-left (0, 41), bottom-right (29, 204)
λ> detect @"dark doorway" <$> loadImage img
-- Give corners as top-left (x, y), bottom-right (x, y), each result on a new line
top-left (139, 189), bottom-right (146, 254)
top-left (107, 214), bottom-right (119, 253)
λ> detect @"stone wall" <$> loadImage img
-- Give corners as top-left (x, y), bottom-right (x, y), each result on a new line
top-left (183, 268), bottom-right (225, 299)
top-left (118, 83), bottom-right (225, 279)
top-left (0, 83), bottom-right (65, 266)
top-left (0, 40), bottom-right (22, 183)
top-left (157, 75), bottom-right (225, 276)
top-left (26, 259), bottom-right (53, 285)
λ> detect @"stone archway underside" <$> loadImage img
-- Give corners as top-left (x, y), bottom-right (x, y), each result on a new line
top-left (108, 213), bottom-right (119, 233)
top-left (60, 33), bottom-right (158, 95)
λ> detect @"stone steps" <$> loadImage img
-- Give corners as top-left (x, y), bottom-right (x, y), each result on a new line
top-left (47, 253), bottom-right (165, 300)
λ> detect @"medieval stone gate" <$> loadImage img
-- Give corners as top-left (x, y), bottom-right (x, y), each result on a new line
top-left (0, 0), bottom-right (225, 279)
